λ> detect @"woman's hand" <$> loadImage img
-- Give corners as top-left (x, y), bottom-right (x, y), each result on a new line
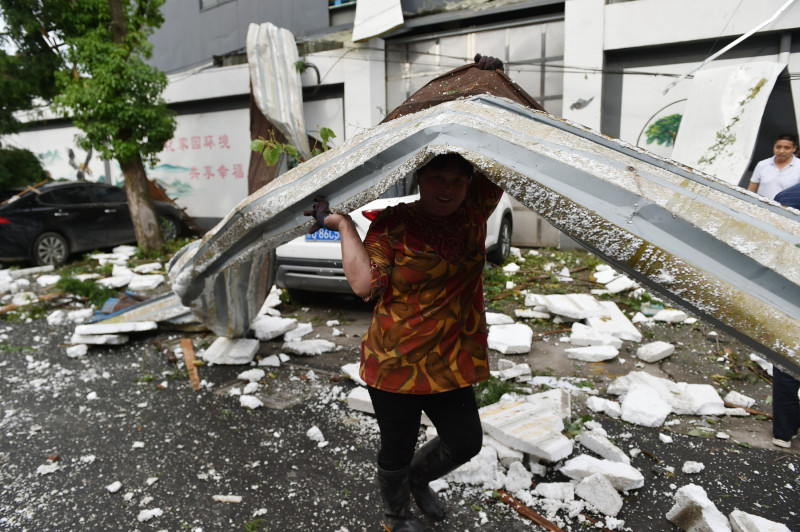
top-left (303, 197), bottom-right (330, 234)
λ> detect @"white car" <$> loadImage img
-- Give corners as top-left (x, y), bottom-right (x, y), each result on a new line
top-left (275, 192), bottom-right (514, 299)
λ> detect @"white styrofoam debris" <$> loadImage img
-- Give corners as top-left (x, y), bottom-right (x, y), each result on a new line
top-left (666, 484), bottom-right (730, 532)
top-left (211, 495), bottom-right (242, 503)
top-left (723, 390), bottom-right (755, 409)
top-left (513, 308), bottom-right (551, 320)
top-left (133, 262), bottom-right (162, 274)
top-left (239, 395), bottom-right (263, 409)
top-left (96, 275), bottom-right (133, 288)
top-left (659, 433), bottom-right (673, 444)
top-left (11, 291), bottom-right (38, 306)
top-left (281, 339), bottom-right (336, 356)
top-left (631, 312), bottom-right (652, 324)
top-left (284, 322), bottom-right (313, 342)
top-left (532, 482), bottom-right (574, 502)
top-left (346, 387), bottom-right (374, 414)
top-left (534, 293), bottom-right (607, 319)
top-left (496, 361), bottom-right (532, 381)
top-left (258, 355), bottom-right (281, 367)
top-left (47, 310), bottom-right (66, 326)
top-left (620, 385), bottom-right (672, 427)
top-left (560, 454), bottom-right (645, 491)
top-left (593, 268), bottom-right (618, 284)
top-left (682, 461), bottom-right (705, 474)
top-left (575, 473), bottom-right (623, 517)
top-left (528, 458), bottom-right (548, 477)
top-left (585, 301), bottom-right (643, 342)
top-left (106, 480), bottom-right (123, 493)
top-left (127, 274), bottom-right (165, 291)
top-left (652, 309), bottom-right (689, 323)
top-left (446, 446), bottom-right (501, 487)
top-left (609, 371), bottom-right (725, 417)
top-left (74, 321), bottom-right (158, 335)
top-left (729, 509), bottom-right (791, 532)
top-left (526, 388), bottom-right (571, 423)
top-left (483, 435), bottom-right (524, 468)
top-left (201, 337), bottom-right (260, 365)
top-left (566, 345), bottom-right (619, 362)
top-left (569, 322), bottom-right (623, 348)
top-left (488, 323), bottom-right (533, 354)
top-left (605, 276), bottom-right (637, 294)
top-left (577, 431), bottom-right (630, 464)
top-left (237, 369), bottom-right (265, 382)
top-left (479, 391), bottom-right (572, 462)
top-left (70, 333), bottom-right (129, 345)
top-left (503, 262), bottom-right (520, 273)
top-left (636, 341), bottom-right (675, 363)
top-left (36, 274), bottom-right (61, 287)
top-left (251, 315), bottom-right (298, 341)
top-left (486, 312), bottom-right (515, 325)
top-left (586, 396), bottom-right (622, 419)
top-left (66, 344), bottom-right (89, 358)
top-left (503, 461), bottom-right (532, 493)
top-left (725, 407), bottom-right (748, 417)
top-left (306, 425), bottom-right (326, 443)
top-left (341, 362), bottom-right (367, 386)
top-left (67, 308), bottom-right (95, 323)
top-left (136, 508), bottom-right (164, 522)
top-left (242, 382), bottom-right (259, 395)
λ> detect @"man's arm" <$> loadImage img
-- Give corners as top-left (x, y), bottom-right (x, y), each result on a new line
top-left (747, 182), bottom-right (759, 193)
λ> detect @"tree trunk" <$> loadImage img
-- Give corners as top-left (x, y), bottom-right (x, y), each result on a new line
top-left (119, 153), bottom-right (164, 253)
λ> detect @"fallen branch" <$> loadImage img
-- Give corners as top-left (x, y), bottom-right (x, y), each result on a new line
top-left (724, 401), bottom-right (772, 419)
top-left (181, 338), bottom-right (202, 391)
top-left (578, 511), bottom-right (616, 532)
top-left (533, 328), bottom-right (572, 340)
top-left (494, 489), bottom-right (564, 531)
top-left (747, 364), bottom-right (773, 385)
top-left (0, 291), bottom-right (63, 315)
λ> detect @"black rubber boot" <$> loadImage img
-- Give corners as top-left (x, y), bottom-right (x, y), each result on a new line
top-left (377, 466), bottom-right (426, 532)
top-left (409, 438), bottom-right (462, 521)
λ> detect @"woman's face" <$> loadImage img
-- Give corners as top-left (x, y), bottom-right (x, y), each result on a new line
top-left (417, 162), bottom-right (472, 217)
top-left (774, 139), bottom-right (795, 163)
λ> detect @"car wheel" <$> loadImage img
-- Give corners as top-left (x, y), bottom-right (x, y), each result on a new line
top-left (160, 216), bottom-right (179, 242)
top-left (33, 232), bottom-right (69, 267)
top-left (487, 217), bottom-right (511, 265)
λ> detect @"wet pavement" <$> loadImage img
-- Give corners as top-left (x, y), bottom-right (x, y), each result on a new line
top-left (1, 283), bottom-right (799, 531)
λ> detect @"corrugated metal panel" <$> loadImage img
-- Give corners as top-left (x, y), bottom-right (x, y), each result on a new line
top-left (168, 95), bottom-right (800, 377)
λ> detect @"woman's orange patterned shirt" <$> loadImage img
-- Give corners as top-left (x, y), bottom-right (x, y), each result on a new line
top-left (359, 175), bottom-right (503, 394)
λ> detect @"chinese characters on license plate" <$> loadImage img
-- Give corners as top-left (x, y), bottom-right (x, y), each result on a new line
top-left (305, 228), bottom-right (341, 242)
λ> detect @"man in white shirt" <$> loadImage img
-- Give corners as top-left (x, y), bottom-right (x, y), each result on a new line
top-left (748, 134), bottom-right (800, 200)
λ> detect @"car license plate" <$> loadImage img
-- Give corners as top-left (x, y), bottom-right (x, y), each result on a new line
top-left (305, 228), bottom-right (341, 242)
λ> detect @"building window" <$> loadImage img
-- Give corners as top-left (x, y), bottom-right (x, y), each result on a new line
top-left (200, 0), bottom-right (235, 11)
top-left (329, 0), bottom-right (356, 7)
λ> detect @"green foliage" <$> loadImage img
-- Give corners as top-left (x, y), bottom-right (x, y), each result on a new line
top-left (0, 147), bottom-right (47, 190)
top-left (55, 276), bottom-right (119, 307)
top-left (645, 113), bottom-right (682, 147)
top-left (251, 127), bottom-right (336, 166)
top-left (473, 376), bottom-right (524, 408)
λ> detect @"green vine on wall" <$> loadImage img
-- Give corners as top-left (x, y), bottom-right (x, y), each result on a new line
top-left (698, 77), bottom-right (767, 166)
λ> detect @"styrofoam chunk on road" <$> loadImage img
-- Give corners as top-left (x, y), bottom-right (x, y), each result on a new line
top-left (636, 341), bottom-right (675, 363)
top-left (682, 461), bottom-right (705, 474)
top-left (47, 310), bottom-right (66, 326)
top-left (66, 344), bottom-right (89, 358)
top-left (484, 435), bottom-right (524, 468)
top-left (237, 369), bottom-right (265, 382)
top-left (569, 323), bottom-right (623, 348)
top-left (560, 454), bottom-right (645, 491)
top-left (284, 322), bottom-right (313, 342)
top-left (346, 387), bottom-right (374, 414)
top-left (480, 395), bottom-right (572, 462)
top-left (71, 333), bottom-right (129, 345)
top-left (725, 407), bottom-right (748, 417)
top-left (526, 388), bottom-right (571, 421)
top-left (282, 339), bottom-right (336, 356)
top-left (532, 482), bottom-right (574, 501)
top-left (566, 345), bottom-right (619, 362)
top-left (586, 396), bottom-right (622, 418)
top-left (446, 446), bottom-right (501, 487)
top-left (67, 308), bottom-right (95, 323)
top-left (201, 337), bottom-right (259, 365)
top-left (239, 395), bottom-right (263, 409)
top-left (488, 323), bottom-right (533, 354)
top-left (652, 309), bottom-right (689, 323)
top-left (514, 308), bottom-right (551, 320)
top-left (528, 458), bottom-right (548, 477)
top-left (497, 361), bottom-right (532, 381)
top-left (592, 268), bottom-right (618, 284)
top-left (729, 509), bottom-right (791, 532)
top-left (609, 371), bottom-right (725, 416)
top-left (666, 484), bottom-right (730, 532)
top-left (96, 274), bottom-right (134, 288)
top-left (341, 362), bottom-right (367, 386)
top-left (536, 293), bottom-right (607, 319)
top-left (258, 355), bottom-right (281, 367)
top-left (251, 316), bottom-right (297, 341)
top-left (620, 385), bottom-right (672, 427)
top-left (605, 276), bottom-right (637, 294)
top-left (75, 321), bottom-right (158, 335)
top-left (723, 390), bottom-right (756, 409)
top-left (523, 293), bottom-right (543, 307)
top-left (36, 274), bottom-right (61, 287)
top-left (503, 461), bottom-right (532, 493)
top-left (7, 264), bottom-right (54, 279)
top-left (133, 262), bottom-right (162, 274)
top-left (585, 301), bottom-right (643, 342)
top-left (497, 359), bottom-right (515, 370)
top-left (127, 274), bottom-right (165, 291)
top-left (576, 473), bottom-right (623, 517)
top-left (486, 312), bottom-right (515, 325)
top-left (11, 291), bottom-right (37, 306)
top-left (577, 431), bottom-right (630, 464)
top-left (503, 262), bottom-right (520, 273)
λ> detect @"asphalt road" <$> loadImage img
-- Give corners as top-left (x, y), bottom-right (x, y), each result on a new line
top-left (1, 292), bottom-right (799, 531)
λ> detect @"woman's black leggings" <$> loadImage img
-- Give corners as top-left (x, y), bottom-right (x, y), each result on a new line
top-left (367, 385), bottom-right (483, 471)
